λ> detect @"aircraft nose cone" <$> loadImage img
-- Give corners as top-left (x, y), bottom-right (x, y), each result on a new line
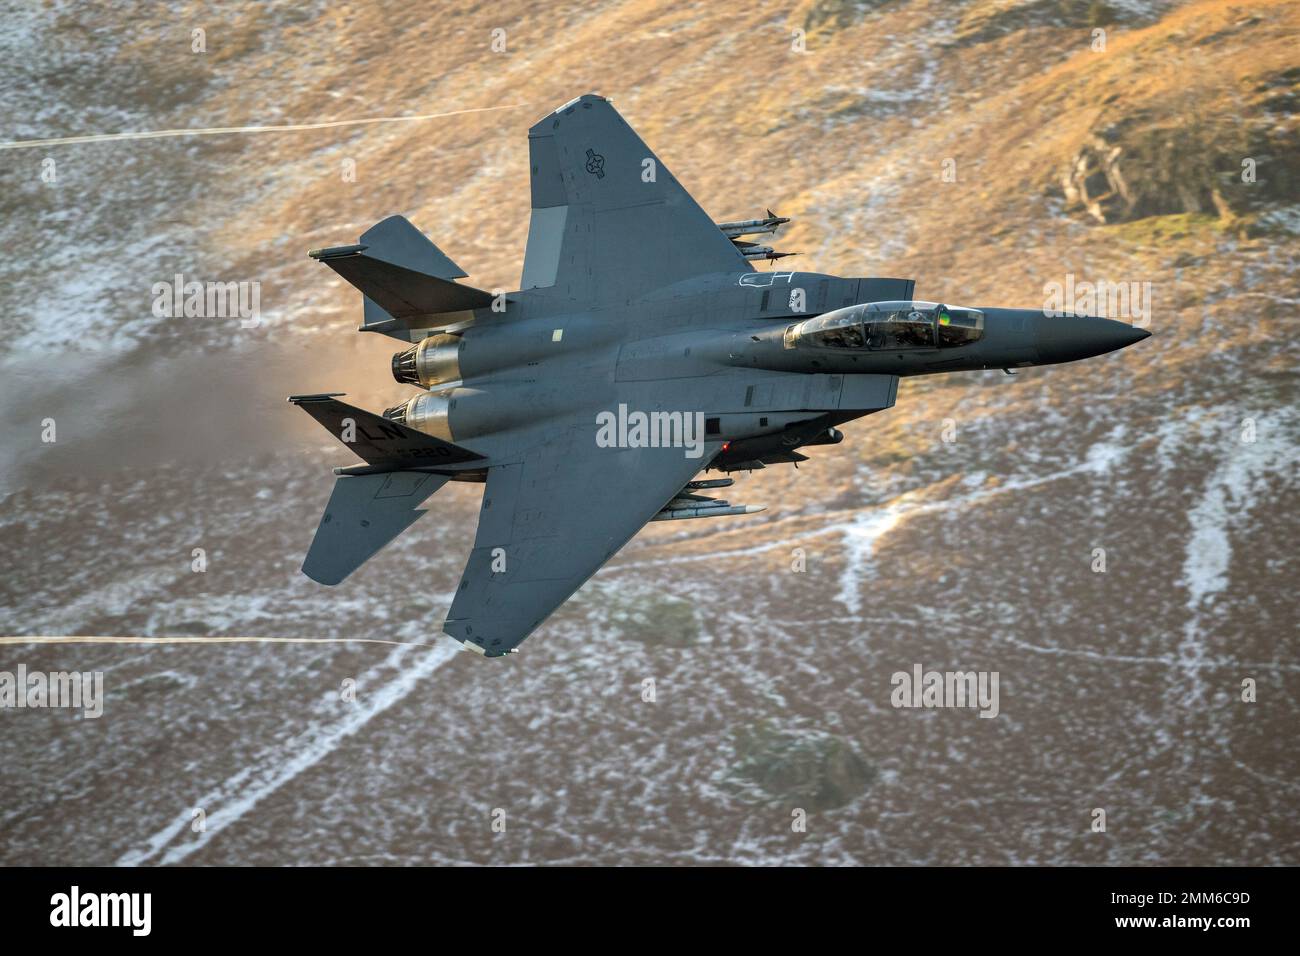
top-left (1035, 315), bottom-right (1150, 365)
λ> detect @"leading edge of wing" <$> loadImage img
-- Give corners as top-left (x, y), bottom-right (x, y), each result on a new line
top-left (444, 430), bottom-right (724, 656)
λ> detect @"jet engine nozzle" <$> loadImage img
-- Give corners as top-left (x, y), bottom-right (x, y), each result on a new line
top-left (391, 333), bottom-right (462, 389)
top-left (382, 392), bottom-right (453, 440)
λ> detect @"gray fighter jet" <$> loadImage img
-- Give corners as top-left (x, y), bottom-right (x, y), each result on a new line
top-left (291, 93), bottom-right (1149, 657)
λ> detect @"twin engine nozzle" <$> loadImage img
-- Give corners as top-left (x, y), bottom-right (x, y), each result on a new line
top-left (382, 391), bottom-right (452, 440)
top-left (386, 333), bottom-right (460, 438)
top-left (391, 333), bottom-right (461, 389)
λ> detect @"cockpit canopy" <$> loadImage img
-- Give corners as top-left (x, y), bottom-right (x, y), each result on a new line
top-left (784, 301), bottom-right (984, 351)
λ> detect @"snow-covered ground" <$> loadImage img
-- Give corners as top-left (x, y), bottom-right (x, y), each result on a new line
top-left (2, 0), bottom-right (1297, 866)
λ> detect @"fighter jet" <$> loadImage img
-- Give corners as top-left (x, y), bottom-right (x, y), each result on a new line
top-left (291, 93), bottom-right (1150, 657)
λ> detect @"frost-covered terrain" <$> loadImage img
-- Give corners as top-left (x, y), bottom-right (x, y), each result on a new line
top-left (1, 0), bottom-right (1298, 865)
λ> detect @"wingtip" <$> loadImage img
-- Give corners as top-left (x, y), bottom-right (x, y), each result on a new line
top-left (287, 392), bottom-right (346, 404)
top-left (308, 244), bottom-right (367, 261)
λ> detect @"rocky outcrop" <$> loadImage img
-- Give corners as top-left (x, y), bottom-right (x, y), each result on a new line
top-left (723, 720), bottom-right (876, 811)
top-left (1058, 72), bottom-right (1300, 225)
top-left (607, 592), bottom-right (700, 647)
top-left (952, 0), bottom-right (1152, 48)
top-left (1060, 133), bottom-right (1132, 224)
top-left (789, 0), bottom-right (886, 36)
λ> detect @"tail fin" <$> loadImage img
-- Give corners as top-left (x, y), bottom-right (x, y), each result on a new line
top-left (309, 215), bottom-right (496, 341)
top-left (302, 471), bottom-right (448, 584)
top-left (288, 394), bottom-right (483, 468)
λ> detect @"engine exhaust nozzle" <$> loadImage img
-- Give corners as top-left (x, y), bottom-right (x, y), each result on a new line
top-left (391, 333), bottom-right (462, 389)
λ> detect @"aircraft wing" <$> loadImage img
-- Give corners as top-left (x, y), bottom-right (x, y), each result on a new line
top-left (444, 429), bottom-right (722, 656)
top-left (521, 93), bottom-right (749, 304)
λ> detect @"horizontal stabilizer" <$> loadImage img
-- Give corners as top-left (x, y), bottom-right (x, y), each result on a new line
top-left (288, 394), bottom-right (483, 468)
top-left (313, 251), bottom-right (495, 318)
top-left (303, 471), bottom-right (449, 584)
top-left (309, 215), bottom-right (495, 340)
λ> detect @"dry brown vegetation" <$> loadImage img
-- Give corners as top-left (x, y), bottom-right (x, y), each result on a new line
top-left (1, 0), bottom-right (1298, 866)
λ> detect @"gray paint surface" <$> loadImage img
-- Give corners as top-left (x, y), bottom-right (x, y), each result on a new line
top-left (293, 94), bottom-right (1150, 657)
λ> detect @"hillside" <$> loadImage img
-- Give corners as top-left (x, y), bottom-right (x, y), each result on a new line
top-left (1, 0), bottom-right (1297, 865)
